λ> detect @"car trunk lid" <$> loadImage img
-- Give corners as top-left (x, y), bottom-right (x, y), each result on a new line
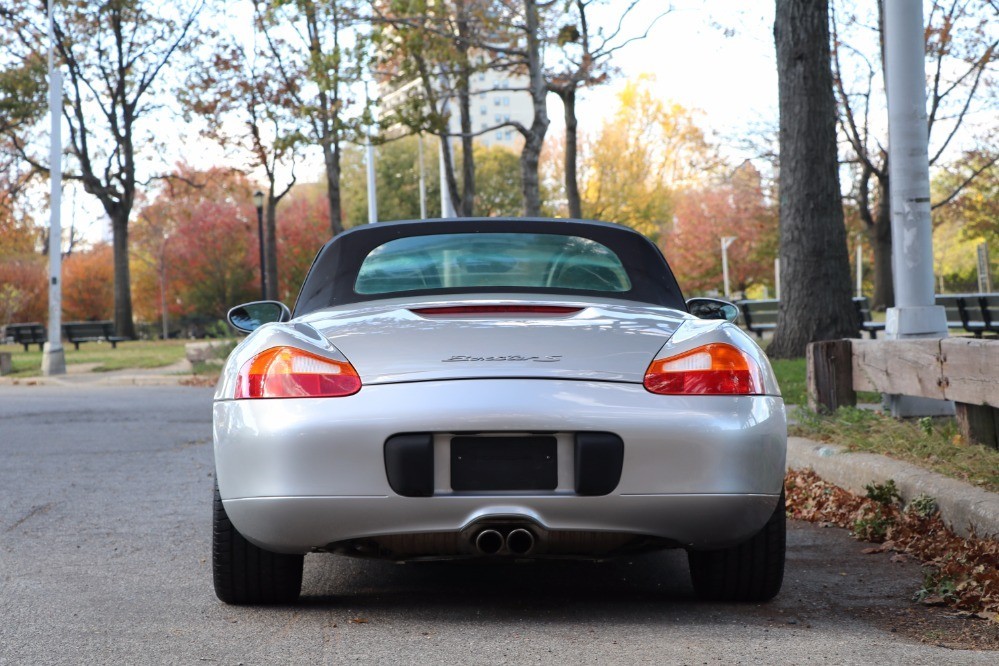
top-left (302, 298), bottom-right (686, 384)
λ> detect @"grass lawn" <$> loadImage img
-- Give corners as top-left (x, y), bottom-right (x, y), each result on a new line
top-left (770, 356), bottom-right (879, 406)
top-left (0, 339), bottom-right (189, 377)
top-left (770, 357), bottom-right (807, 405)
top-left (791, 407), bottom-right (999, 494)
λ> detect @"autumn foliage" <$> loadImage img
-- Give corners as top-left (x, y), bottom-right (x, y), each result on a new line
top-left (62, 244), bottom-right (115, 321)
top-left (666, 162), bottom-right (779, 296)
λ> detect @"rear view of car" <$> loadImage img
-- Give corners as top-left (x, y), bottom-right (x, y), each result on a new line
top-left (212, 218), bottom-right (786, 605)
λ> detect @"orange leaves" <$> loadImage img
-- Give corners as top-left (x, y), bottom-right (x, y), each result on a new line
top-left (62, 244), bottom-right (115, 322)
top-left (786, 468), bottom-right (999, 615)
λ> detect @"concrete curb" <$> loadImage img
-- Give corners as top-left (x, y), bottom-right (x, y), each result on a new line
top-left (788, 436), bottom-right (999, 540)
top-left (0, 359), bottom-right (199, 387)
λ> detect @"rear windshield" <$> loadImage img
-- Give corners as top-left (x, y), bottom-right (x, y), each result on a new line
top-left (354, 233), bottom-right (632, 295)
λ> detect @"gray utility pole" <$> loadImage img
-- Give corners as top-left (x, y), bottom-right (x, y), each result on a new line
top-left (365, 84), bottom-right (378, 224)
top-left (42, 0), bottom-right (65, 376)
top-left (439, 141), bottom-right (456, 218)
top-left (720, 236), bottom-right (736, 299)
top-left (417, 133), bottom-right (427, 220)
top-left (883, 0), bottom-right (951, 417)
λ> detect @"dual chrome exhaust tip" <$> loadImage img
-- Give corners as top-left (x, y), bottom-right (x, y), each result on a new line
top-left (473, 527), bottom-right (536, 556)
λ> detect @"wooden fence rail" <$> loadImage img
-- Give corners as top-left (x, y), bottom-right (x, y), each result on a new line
top-left (806, 338), bottom-right (999, 449)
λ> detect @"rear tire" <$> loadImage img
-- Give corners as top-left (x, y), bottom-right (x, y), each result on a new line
top-left (687, 491), bottom-right (786, 602)
top-left (212, 482), bottom-right (304, 604)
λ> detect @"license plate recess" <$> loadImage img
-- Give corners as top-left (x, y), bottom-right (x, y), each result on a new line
top-left (450, 435), bottom-right (557, 491)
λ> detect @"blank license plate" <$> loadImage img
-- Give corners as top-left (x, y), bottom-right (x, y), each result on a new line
top-left (450, 436), bottom-right (557, 491)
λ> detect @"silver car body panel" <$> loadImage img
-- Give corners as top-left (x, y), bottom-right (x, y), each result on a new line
top-left (213, 293), bottom-right (787, 556)
top-left (214, 294), bottom-right (780, 398)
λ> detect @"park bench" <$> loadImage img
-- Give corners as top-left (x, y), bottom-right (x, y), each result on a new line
top-left (852, 296), bottom-right (885, 339)
top-left (738, 298), bottom-right (885, 339)
top-left (933, 294), bottom-right (996, 337)
top-left (6, 322), bottom-right (46, 351)
top-left (980, 294), bottom-right (999, 336)
top-left (63, 321), bottom-right (129, 351)
top-left (736, 299), bottom-right (779, 338)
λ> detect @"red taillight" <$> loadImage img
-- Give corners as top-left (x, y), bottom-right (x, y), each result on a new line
top-left (412, 305), bottom-right (582, 317)
top-left (644, 343), bottom-right (763, 395)
top-left (234, 346), bottom-right (361, 399)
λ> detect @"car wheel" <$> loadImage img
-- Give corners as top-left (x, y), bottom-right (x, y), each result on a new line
top-left (687, 490), bottom-right (786, 602)
top-left (212, 482), bottom-right (304, 604)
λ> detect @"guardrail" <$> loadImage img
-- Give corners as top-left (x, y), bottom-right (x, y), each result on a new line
top-left (806, 338), bottom-right (999, 449)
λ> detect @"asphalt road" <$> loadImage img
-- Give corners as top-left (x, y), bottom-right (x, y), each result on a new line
top-left (0, 384), bottom-right (992, 664)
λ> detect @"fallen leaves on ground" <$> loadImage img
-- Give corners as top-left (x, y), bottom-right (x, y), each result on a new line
top-left (786, 468), bottom-right (999, 618)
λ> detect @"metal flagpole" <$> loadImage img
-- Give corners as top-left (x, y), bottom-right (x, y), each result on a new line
top-left (42, 0), bottom-right (65, 376)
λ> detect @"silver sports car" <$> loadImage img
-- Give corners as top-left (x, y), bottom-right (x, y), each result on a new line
top-left (213, 218), bottom-right (787, 605)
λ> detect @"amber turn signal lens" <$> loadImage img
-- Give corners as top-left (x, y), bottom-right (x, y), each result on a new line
top-left (644, 343), bottom-right (763, 395)
top-left (235, 346), bottom-right (361, 399)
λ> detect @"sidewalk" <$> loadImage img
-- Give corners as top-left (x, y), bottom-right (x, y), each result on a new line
top-left (0, 358), bottom-right (199, 387)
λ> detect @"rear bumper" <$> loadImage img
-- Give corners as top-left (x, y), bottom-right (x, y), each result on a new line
top-left (214, 378), bottom-right (786, 553)
top-left (223, 493), bottom-right (780, 554)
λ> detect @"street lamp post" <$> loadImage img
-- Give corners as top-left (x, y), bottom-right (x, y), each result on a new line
top-left (720, 236), bottom-right (737, 299)
top-left (253, 191), bottom-right (266, 301)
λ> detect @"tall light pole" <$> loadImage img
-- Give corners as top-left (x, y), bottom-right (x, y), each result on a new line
top-left (720, 236), bottom-right (737, 299)
top-left (253, 191), bottom-right (266, 301)
top-left (364, 82), bottom-right (378, 224)
top-left (855, 233), bottom-right (863, 298)
top-left (417, 133), bottom-right (427, 220)
top-left (883, 0), bottom-right (950, 416)
top-left (42, 0), bottom-right (65, 376)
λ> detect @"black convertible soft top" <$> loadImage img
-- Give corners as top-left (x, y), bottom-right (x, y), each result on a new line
top-left (293, 218), bottom-right (686, 316)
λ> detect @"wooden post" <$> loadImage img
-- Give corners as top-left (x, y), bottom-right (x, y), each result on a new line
top-left (806, 339), bottom-right (856, 413)
top-left (956, 404), bottom-right (999, 450)
top-left (0, 352), bottom-right (11, 376)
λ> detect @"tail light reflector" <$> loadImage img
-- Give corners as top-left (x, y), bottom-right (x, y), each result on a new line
top-left (235, 346), bottom-right (361, 399)
top-left (644, 343), bottom-right (763, 395)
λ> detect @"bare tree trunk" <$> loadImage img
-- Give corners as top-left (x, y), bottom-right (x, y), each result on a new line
top-left (456, 4), bottom-right (475, 217)
top-left (561, 87), bottom-right (581, 218)
top-left (322, 140), bottom-right (344, 236)
top-left (111, 211), bottom-right (136, 339)
top-left (769, 0), bottom-right (858, 359)
top-left (871, 175), bottom-right (894, 309)
top-left (519, 0), bottom-right (549, 217)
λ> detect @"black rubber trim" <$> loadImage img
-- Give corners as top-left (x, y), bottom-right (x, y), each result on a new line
top-left (574, 432), bottom-right (624, 496)
top-left (384, 433), bottom-right (435, 497)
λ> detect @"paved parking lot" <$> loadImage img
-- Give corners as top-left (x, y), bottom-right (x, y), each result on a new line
top-left (0, 385), bottom-right (993, 664)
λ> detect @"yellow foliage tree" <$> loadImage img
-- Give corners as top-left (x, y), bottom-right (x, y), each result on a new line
top-left (578, 76), bottom-right (720, 239)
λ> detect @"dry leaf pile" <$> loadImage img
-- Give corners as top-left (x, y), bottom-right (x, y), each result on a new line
top-left (785, 468), bottom-right (999, 619)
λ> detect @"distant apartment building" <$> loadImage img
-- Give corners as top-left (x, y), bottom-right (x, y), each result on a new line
top-left (468, 66), bottom-right (533, 150)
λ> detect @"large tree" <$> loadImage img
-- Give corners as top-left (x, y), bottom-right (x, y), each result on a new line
top-left (184, 26), bottom-right (302, 301)
top-left (375, 0), bottom-right (553, 216)
top-left (769, 0), bottom-right (858, 358)
top-left (257, 0), bottom-right (368, 236)
top-left (546, 0), bottom-right (669, 218)
top-left (832, 0), bottom-right (998, 310)
top-left (373, 0), bottom-right (505, 217)
top-left (0, 0), bottom-right (204, 339)
top-left (578, 78), bottom-right (719, 239)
